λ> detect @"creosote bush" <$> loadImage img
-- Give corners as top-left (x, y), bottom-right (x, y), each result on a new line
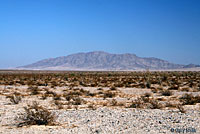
top-left (143, 92), bottom-right (152, 98)
top-left (177, 105), bottom-right (186, 113)
top-left (146, 81), bottom-right (151, 88)
top-left (72, 97), bottom-right (85, 105)
top-left (148, 99), bottom-right (163, 109)
top-left (180, 94), bottom-right (200, 105)
top-left (110, 86), bottom-right (117, 91)
top-left (128, 98), bottom-right (144, 108)
top-left (17, 102), bottom-right (56, 127)
top-left (28, 86), bottom-right (40, 95)
top-left (110, 99), bottom-right (118, 106)
top-left (7, 94), bottom-right (22, 104)
top-left (160, 90), bottom-right (173, 96)
top-left (128, 97), bottom-right (163, 109)
top-left (88, 104), bottom-right (96, 110)
top-left (103, 91), bottom-right (116, 99)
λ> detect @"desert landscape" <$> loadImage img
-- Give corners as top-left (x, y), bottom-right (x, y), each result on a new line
top-left (0, 70), bottom-right (199, 133)
top-left (1, 0), bottom-right (200, 133)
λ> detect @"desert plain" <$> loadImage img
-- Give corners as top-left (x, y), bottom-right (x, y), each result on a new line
top-left (0, 70), bottom-right (199, 134)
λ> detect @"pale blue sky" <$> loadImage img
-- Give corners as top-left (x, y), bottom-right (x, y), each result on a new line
top-left (0, 0), bottom-right (200, 68)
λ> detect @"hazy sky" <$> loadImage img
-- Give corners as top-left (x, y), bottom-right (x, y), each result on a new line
top-left (0, 0), bottom-right (200, 68)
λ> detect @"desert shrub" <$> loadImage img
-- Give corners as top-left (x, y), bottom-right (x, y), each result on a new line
top-left (162, 75), bottom-right (168, 81)
top-left (78, 88), bottom-right (89, 94)
top-left (64, 76), bottom-right (68, 81)
top-left (45, 90), bottom-right (56, 97)
top-left (151, 88), bottom-right (158, 93)
top-left (67, 91), bottom-right (82, 96)
top-left (88, 104), bottom-right (96, 110)
top-left (97, 91), bottom-right (104, 95)
top-left (54, 100), bottom-right (64, 109)
top-left (141, 96), bottom-right (151, 103)
top-left (53, 94), bottom-right (62, 100)
top-left (72, 97), bottom-right (85, 105)
top-left (7, 94), bottom-right (22, 104)
top-left (17, 102), bottom-right (56, 127)
top-left (70, 73), bottom-right (75, 77)
top-left (97, 88), bottom-right (103, 90)
top-left (180, 94), bottom-right (200, 105)
top-left (168, 85), bottom-right (179, 90)
top-left (128, 98), bottom-right (144, 108)
top-left (146, 81), bottom-right (151, 88)
top-left (110, 86), bottom-right (117, 91)
top-left (143, 92), bottom-right (152, 98)
top-left (139, 83), bottom-right (146, 88)
top-left (66, 105), bottom-right (72, 109)
top-left (51, 81), bottom-right (58, 87)
top-left (148, 99), bottom-right (163, 109)
top-left (110, 99), bottom-right (118, 106)
top-left (177, 105), bottom-right (186, 113)
top-left (103, 91), bottom-right (116, 99)
top-left (128, 96), bottom-right (163, 109)
top-left (180, 87), bottom-right (190, 92)
top-left (160, 90), bottom-right (173, 96)
top-left (28, 86), bottom-right (40, 95)
top-left (64, 89), bottom-right (88, 101)
top-left (165, 102), bottom-right (178, 108)
top-left (65, 95), bottom-right (73, 101)
top-left (86, 92), bottom-right (96, 97)
top-left (40, 94), bottom-right (47, 100)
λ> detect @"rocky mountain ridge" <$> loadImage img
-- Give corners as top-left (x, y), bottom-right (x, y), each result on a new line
top-left (19, 51), bottom-right (198, 70)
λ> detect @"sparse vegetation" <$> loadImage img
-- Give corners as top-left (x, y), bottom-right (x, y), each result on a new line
top-left (179, 94), bottom-right (200, 105)
top-left (17, 102), bottom-right (56, 127)
top-left (0, 70), bottom-right (199, 123)
top-left (160, 90), bottom-right (173, 96)
top-left (103, 91), bottom-right (116, 99)
top-left (148, 99), bottom-right (163, 109)
top-left (88, 104), bottom-right (96, 110)
top-left (177, 105), bottom-right (186, 113)
top-left (72, 97), bottom-right (85, 105)
top-left (28, 86), bottom-right (40, 95)
top-left (110, 86), bottom-right (117, 91)
top-left (143, 92), bottom-right (152, 98)
top-left (7, 94), bottom-right (22, 104)
top-left (128, 97), bottom-right (144, 108)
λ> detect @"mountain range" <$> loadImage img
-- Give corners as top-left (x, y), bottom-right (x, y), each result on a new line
top-left (18, 51), bottom-right (200, 70)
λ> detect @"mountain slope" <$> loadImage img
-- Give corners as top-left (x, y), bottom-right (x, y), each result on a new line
top-left (19, 51), bottom-right (192, 70)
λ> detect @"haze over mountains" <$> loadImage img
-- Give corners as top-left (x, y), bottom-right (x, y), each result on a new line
top-left (18, 51), bottom-right (200, 71)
